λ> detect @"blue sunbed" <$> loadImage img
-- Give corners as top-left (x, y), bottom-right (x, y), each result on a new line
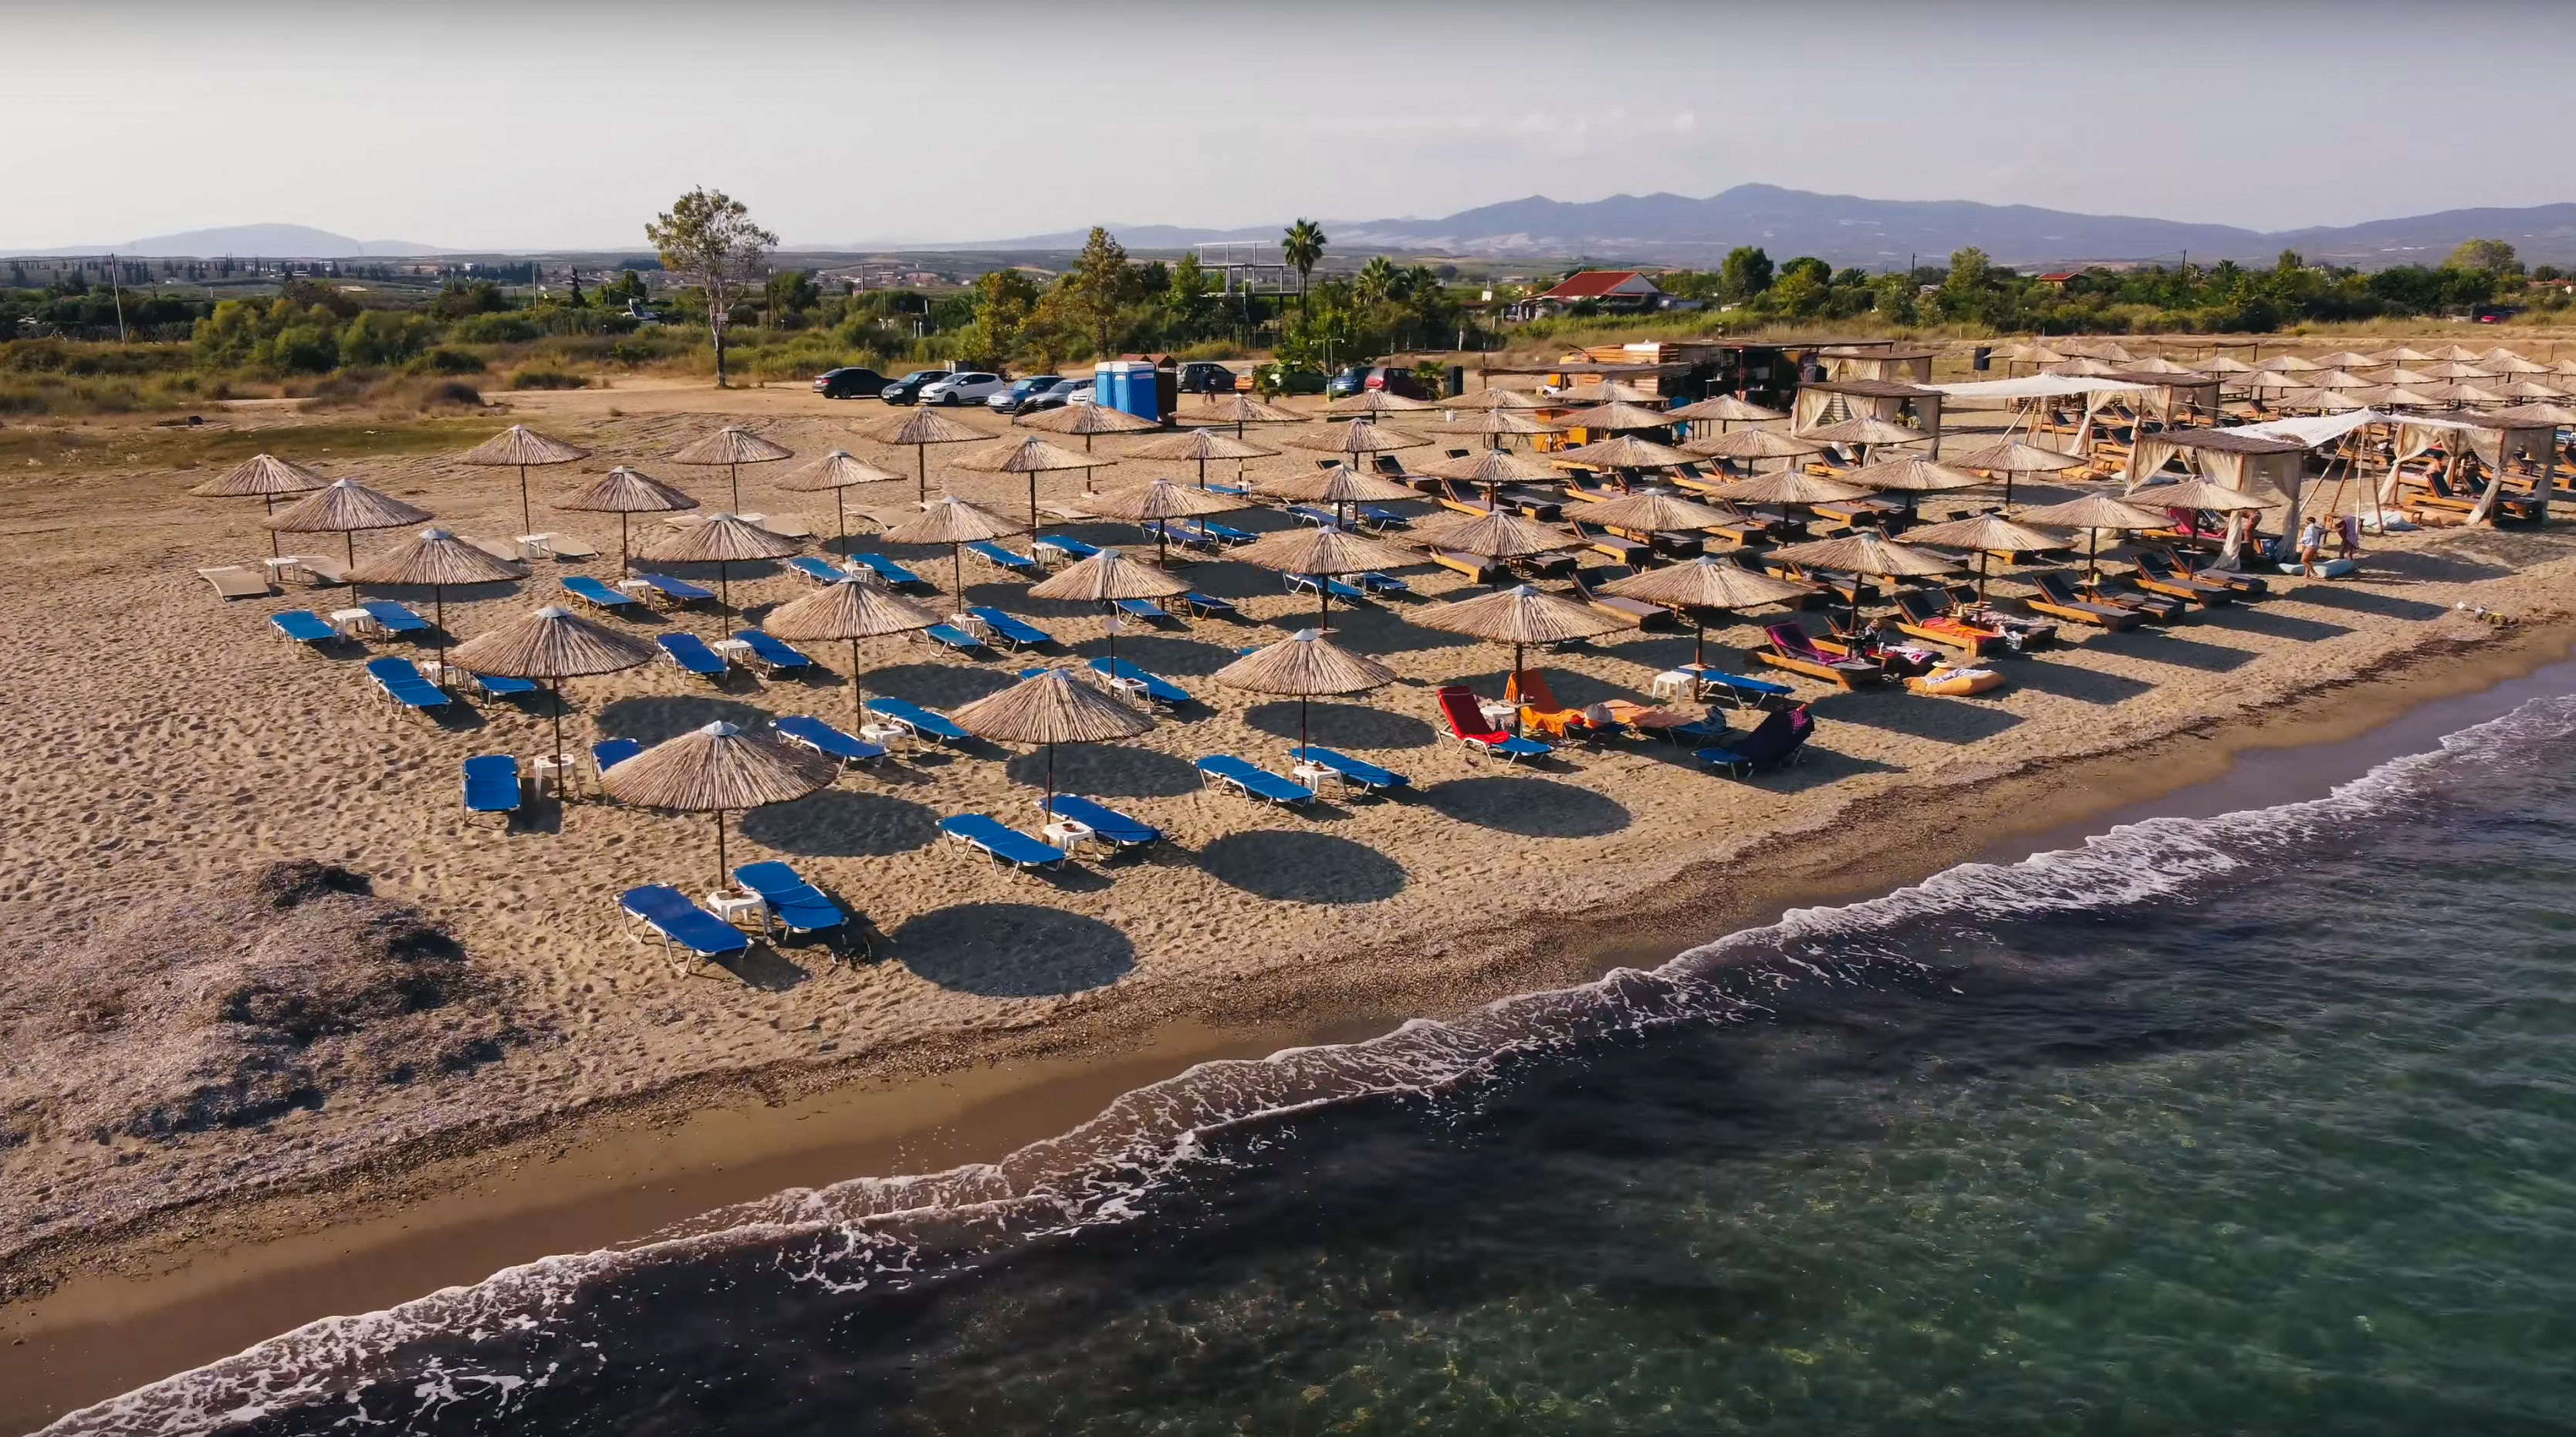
top-left (1173, 591), bottom-right (1238, 619)
top-left (1205, 479), bottom-right (1252, 497)
top-left (1285, 573), bottom-right (1367, 603)
top-left (1356, 572), bottom-right (1411, 597)
top-left (1196, 754), bottom-right (1314, 806)
top-left (1289, 746), bottom-right (1410, 796)
top-left (1043, 794), bottom-right (1161, 853)
top-left (1091, 656), bottom-right (1188, 708)
top-left (732, 861), bottom-right (850, 944)
top-left (1286, 505), bottom-right (1340, 528)
top-left (1195, 519), bottom-right (1256, 546)
top-left (561, 575), bottom-right (643, 614)
top-left (732, 629), bottom-right (810, 675)
top-left (593, 738), bottom-right (642, 783)
top-left (271, 610), bottom-right (338, 647)
top-left (866, 696), bottom-right (970, 745)
top-left (359, 600), bottom-right (431, 634)
top-left (364, 656), bottom-right (450, 714)
top-left (1112, 598), bottom-right (1168, 624)
top-left (658, 632), bottom-right (729, 681)
top-left (774, 714), bottom-right (887, 769)
top-left (468, 671), bottom-right (539, 699)
top-left (967, 607), bottom-right (1055, 651)
top-left (850, 553), bottom-right (924, 588)
top-left (621, 884), bottom-right (752, 962)
top-left (1357, 505), bottom-right (1408, 529)
top-left (1702, 671), bottom-right (1794, 709)
top-left (633, 573), bottom-right (715, 606)
top-left (939, 813), bottom-right (1069, 871)
top-left (461, 755), bottom-right (522, 820)
top-left (788, 556), bottom-right (850, 584)
top-left (1034, 535), bottom-right (1100, 565)
top-left (967, 540), bottom-right (1039, 575)
top-left (923, 623), bottom-right (986, 656)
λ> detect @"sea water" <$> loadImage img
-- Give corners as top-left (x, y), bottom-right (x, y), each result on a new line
top-left (47, 695), bottom-right (2576, 1435)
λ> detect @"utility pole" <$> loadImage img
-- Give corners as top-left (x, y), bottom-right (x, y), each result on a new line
top-left (106, 252), bottom-right (127, 343)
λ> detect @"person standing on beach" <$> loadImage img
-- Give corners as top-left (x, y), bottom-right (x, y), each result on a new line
top-left (2298, 515), bottom-right (2328, 576)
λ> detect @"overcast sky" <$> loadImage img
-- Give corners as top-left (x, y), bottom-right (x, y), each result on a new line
top-left (5, 0), bottom-right (2571, 250)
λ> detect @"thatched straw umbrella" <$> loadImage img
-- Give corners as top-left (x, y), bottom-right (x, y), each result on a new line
top-left (1553, 401), bottom-right (1679, 436)
top-left (2490, 401), bottom-right (2576, 428)
top-left (1559, 380), bottom-right (1663, 406)
top-left (459, 424), bottom-right (590, 536)
top-left (1028, 545), bottom-right (1190, 669)
top-left (1708, 468), bottom-right (1868, 529)
top-left (1766, 529), bottom-right (1961, 631)
top-left (347, 526), bottom-right (526, 686)
top-left (1898, 512), bottom-right (2074, 600)
top-left (2419, 360), bottom-right (2495, 381)
top-left (762, 573), bottom-right (942, 725)
top-left (264, 477), bottom-right (434, 578)
top-left (1082, 478), bottom-right (1250, 566)
top-left (451, 603), bottom-right (657, 766)
top-left (1279, 418), bottom-right (1426, 464)
top-left (951, 434), bottom-right (1112, 533)
top-left (1234, 523), bottom-right (1418, 627)
top-left (671, 425), bottom-right (793, 511)
top-left (2012, 492), bottom-right (2169, 582)
top-left (1686, 427), bottom-right (1828, 468)
top-left (1416, 583), bottom-right (1625, 678)
top-left (1946, 438), bottom-right (2085, 506)
top-left (1258, 462), bottom-right (1419, 530)
top-left (1174, 392), bottom-right (1302, 440)
top-left (1797, 415), bottom-right (1931, 463)
top-left (1328, 387), bottom-right (1438, 417)
top-left (635, 512), bottom-right (802, 630)
top-left (1664, 394), bottom-right (1784, 428)
top-left (1603, 556), bottom-right (1814, 670)
top-left (1120, 426), bottom-right (1280, 489)
top-left (854, 405), bottom-right (985, 500)
top-left (1839, 455), bottom-right (1989, 522)
top-left (1415, 509), bottom-right (1577, 586)
top-left (555, 465), bottom-right (699, 571)
top-left (191, 453), bottom-right (325, 556)
top-left (1441, 387), bottom-right (1546, 412)
top-left (1552, 434), bottom-right (1699, 472)
top-left (2256, 353), bottom-right (2322, 373)
top-left (880, 494), bottom-right (1026, 600)
top-left (1430, 407), bottom-right (1565, 445)
top-left (777, 450), bottom-right (904, 556)
top-left (2193, 353), bottom-right (2257, 374)
top-left (1213, 627), bottom-right (1398, 753)
top-left (951, 667), bottom-right (1155, 814)
top-left (2121, 475), bottom-right (2275, 555)
top-left (1419, 448), bottom-right (1564, 487)
top-left (1572, 490), bottom-right (1740, 536)
top-left (600, 721), bottom-right (837, 892)
top-left (1017, 400), bottom-right (1159, 468)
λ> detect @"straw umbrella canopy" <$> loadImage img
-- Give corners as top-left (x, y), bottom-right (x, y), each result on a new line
top-left (460, 424), bottom-right (590, 536)
top-left (2381, 367), bottom-right (2439, 387)
top-left (1766, 529), bottom-right (1961, 631)
top-left (2044, 357), bottom-right (2122, 377)
top-left (1708, 469), bottom-right (1869, 528)
top-left (2500, 380), bottom-right (2569, 402)
top-left (951, 667), bottom-right (1155, 814)
top-left (2434, 381), bottom-right (2513, 407)
top-left (2489, 401), bottom-right (2576, 428)
top-left (2375, 346), bottom-right (2440, 364)
top-left (1947, 438), bottom-right (2086, 505)
top-left (2192, 353), bottom-right (2257, 374)
top-left (2419, 360), bottom-right (2495, 380)
top-left (1120, 426), bottom-right (1280, 489)
top-left (635, 512), bottom-right (802, 630)
top-left (881, 494), bottom-right (1027, 599)
top-left (2013, 492), bottom-right (2169, 581)
top-left (2244, 369), bottom-right (2311, 394)
top-left (1213, 627), bottom-right (1398, 753)
top-left (265, 477), bottom-right (434, 575)
top-left (1686, 427), bottom-right (1828, 465)
top-left (1258, 462), bottom-right (1418, 533)
top-left (1441, 387), bottom-right (1547, 411)
top-left (1552, 434), bottom-right (1700, 472)
top-left (1017, 400), bottom-right (1161, 465)
top-left (854, 405), bottom-right (986, 499)
top-left (2121, 355), bottom-right (2202, 376)
top-left (1279, 418), bottom-right (1427, 462)
top-left (192, 453), bottom-right (326, 556)
top-left (553, 465), bottom-right (699, 571)
top-left (1837, 455), bottom-right (1989, 522)
top-left (777, 450), bottom-right (904, 554)
top-left (1603, 556), bottom-right (1812, 670)
top-left (1664, 394), bottom-right (1785, 426)
top-left (1572, 490), bottom-right (1740, 535)
top-left (1419, 448), bottom-right (1564, 487)
top-left (599, 721), bottom-right (836, 893)
top-left (762, 573), bottom-right (942, 726)
top-left (1328, 387), bottom-right (1438, 416)
top-left (1233, 523), bottom-right (1419, 627)
top-left (1553, 401), bottom-right (1680, 434)
top-left (2311, 350), bottom-right (2380, 369)
top-left (2377, 385), bottom-right (2446, 410)
top-left (1415, 509), bottom-right (1576, 568)
top-left (1416, 583), bottom-right (1625, 678)
top-left (2255, 353), bottom-right (2321, 373)
top-left (2426, 344), bottom-right (2488, 362)
top-left (951, 434), bottom-right (1113, 532)
top-left (1798, 416), bottom-right (1932, 459)
top-left (1083, 477), bottom-right (1251, 566)
top-left (1175, 391), bottom-right (1303, 439)
top-left (2311, 368), bottom-right (2377, 390)
top-left (1900, 512), bottom-right (2075, 600)
top-left (2128, 475), bottom-right (2279, 512)
top-left (347, 526), bottom-right (526, 686)
top-left (1027, 545), bottom-right (1191, 669)
top-left (2488, 353), bottom-right (2552, 376)
top-left (1558, 380), bottom-right (1663, 406)
top-left (451, 603), bottom-right (657, 765)
top-left (1429, 407), bottom-right (1565, 441)
top-left (671, 426), bottom-right (793, 510)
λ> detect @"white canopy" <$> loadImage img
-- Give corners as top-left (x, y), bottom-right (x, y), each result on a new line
top-left (2220, 411), bottom-right (2381, 448)
top-left (1929, 375), bottom-right (2155, 401)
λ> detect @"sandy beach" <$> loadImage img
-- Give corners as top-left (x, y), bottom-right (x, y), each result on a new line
top-left (4, 377), bottom-right (2574, 1427)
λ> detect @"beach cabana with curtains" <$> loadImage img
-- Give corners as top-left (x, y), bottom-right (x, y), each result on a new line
top-left (2374, 412), bottom-right (2560, 526)
top-left (1820, 346), bottom-right (1939, 384)
top-left (1791, 378), bottom-right (1946, 454)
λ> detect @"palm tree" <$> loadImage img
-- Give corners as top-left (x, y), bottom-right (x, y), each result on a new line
top-left (1355, 255), bottom-right (1399, 306)
top-left (1283, 219), bottom-right (1327, 309)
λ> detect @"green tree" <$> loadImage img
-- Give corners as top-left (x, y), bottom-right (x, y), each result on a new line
top-left (1354, 255), bottom-right (1401, 306)
top-left (1283, 218), bottom-right (1327, 307)
top-left (762, 269), bottom-right (820, 329)
top-left (1938, 246), bottom-right (1993, 323)
top-left (1719, 245), bottom-right (1773, 303)
top-left (1163, 252), bottom-right (1215, 339)
top-left (1048, 227), bottom-right (1133, 360)
top-left (2447, 237), bottom-right (2522, 275)
top-left (961, 269), bottom-right (1040, 367)
top-left (644, 187), bottom-right (777, 387)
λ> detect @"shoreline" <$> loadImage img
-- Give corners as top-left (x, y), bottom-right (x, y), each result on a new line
top-left (7, 615), bottom-right (2571, 1431)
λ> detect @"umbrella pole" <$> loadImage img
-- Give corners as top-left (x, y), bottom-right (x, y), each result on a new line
top-left (619, 513), bottom-right (630, 573)
top-left (1046, 742), bottom-right (1056, 815)
top-left (551, 680), bottom-right (566, 773)
top-left (1300, 695), bottom-right (1310, 754)
top-left (1197, 456), bottom-right (1207, 490)
top-left (433, 589), bottom-right (448, 690)
top-left (1029, 475), bottom-right (1040, 535)
top-left (715, 810), bottom-right (729, 893)
top-left (1694, 617), bottom-right (1706, 672)
top-left (265, 495), bottom-right (280, 557)
top-left (850, 638), bottom-right (866, 727)
top-left (729, 462), bottom-right (742, 512)
top-left (952, 543), bottom-right (965, 601)
top-left (916, 446), bottom-right (928, 502)
top-left (717, 561), bottom-right (731, 635)
top-left (519, 464), bottom-right (532, 536)
top-left (835, 491), bottom-right (847, 556)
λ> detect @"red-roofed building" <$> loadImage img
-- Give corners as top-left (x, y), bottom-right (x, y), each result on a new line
top-left (1528, 269), bottom-right (1667, 313)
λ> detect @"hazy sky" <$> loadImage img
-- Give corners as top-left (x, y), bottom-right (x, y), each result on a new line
top-left (5, 0), bottom-right (2571, 250)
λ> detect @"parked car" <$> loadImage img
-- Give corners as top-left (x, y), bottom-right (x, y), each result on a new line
top-left (919, 370), bottom-right (1009, 406)
top-left (1178, 361), bottom-right (1236, 394)
top-left (1325, 363), bottom-right (1432, 400)
top-left (1043, 379), bottom-right (1097, 409)
top-left (880, 370), bottom-right (948, 404)
top-left (991, 375), bottom-right (1070, 414)
top-left (813, 366), bottom-right (892, 399)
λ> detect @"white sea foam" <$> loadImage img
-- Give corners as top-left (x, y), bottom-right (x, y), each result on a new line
top-left (44, 695), bottom-right (2576, 1435)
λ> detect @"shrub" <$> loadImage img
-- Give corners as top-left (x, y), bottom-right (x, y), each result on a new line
top-left (450, 313), bottom-right (542, 343)
top-left (411, 347), bottom-right (485, 376)
top-left (505, 367), bottom-right (589, 391)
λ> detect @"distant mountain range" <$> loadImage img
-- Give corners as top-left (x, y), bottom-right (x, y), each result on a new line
top-left (962, 184), bottom-right (2576, 270)
top-left (3, 224), bottom-right (447, 259)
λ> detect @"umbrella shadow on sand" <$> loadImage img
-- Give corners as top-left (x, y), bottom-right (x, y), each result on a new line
top-left (739, 789), bottom-right (941, 857)
top-left (864, 661), bottom-right (1021, 708)
top-left (1002, 746), bottom-right (1199, 798)
top-left (1242, 700), bottom-right (1435, 750)
top-left (892, 902), bottom-right (1135, 996)
top-left (1422, 776), bottom-right (1631, 838)
top-left (595, 695), bottom-right (770, 746)
top-left (1197, 831), bottom-right (1406, 904)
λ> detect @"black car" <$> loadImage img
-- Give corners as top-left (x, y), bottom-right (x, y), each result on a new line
top-left (879, 370), bottom-right (947, 405)
top-left (1177, 361), bottom-right (1236, 394)
top-left (813, 366), bottom-right (892, 399)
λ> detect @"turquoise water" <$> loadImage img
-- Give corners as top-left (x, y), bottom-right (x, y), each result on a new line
top-left (49, 696), bottom-right (2576, 1435)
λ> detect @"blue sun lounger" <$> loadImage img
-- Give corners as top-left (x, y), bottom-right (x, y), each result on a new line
top-left (1171, 591), bottom-right (1238, 619)
top-left (461, 754), bottom-right (522, 822)
top-left (774, 714), bottom-right (887, 769)
top-left (1285, 573), bottom-right (1367, 603)
top-left (788, 556), bottom-right (850, 584)
top-left (657, 632), bottom-right (729, 681)
top-left (1356, 572), bottom-right (1411, 597)
top-left (849, 553), bottom-right (925, 589)
top-left (632, 573), bottom-right (716, 608)
top-left (271, 610), bottom-right (339, 647)
top-left (732, 629), bottom-right (810, 675)
top-left (866, 696), bottom-right (970, 746)
top-left (1286, 505), bottom-right (1340, 529)
top-left (967, 607), bottom-right (1055, 651)
top-left (364, 656), bottom-right (451, 715)
top-left (561, 575), bottom-right (643, 614)
top-left (1112, 597), bottom-right (1168, 624)
top-left (1043, 794), bottom-right (1161, 854)
top-left (1289, 746), bottom-right (1410, 796)
top-left (967, 540), bottom-right (1039, 576)
top-left (465, 671), bottom-right (539, 700)
top-left (923, 624), bottom-right (986, 656)
top-left (593, 735), bottom-right (642, 775)
top-left (621, 884), bottom-right (753, 964)
top-left (1701, 671), bottom-right (1794, 709)
top-left (1090, 656), bottom-right (1188, 708)
top-left (359, 600), bottom-right (431, 634)
top-left (1033, 535), bottom-right (1100, 566)
top-left (732, 861), bottom-right (852, 946)
top-left (1196, 755), bottom-right (1314, 806)
top-left (940, 813), bottom-right (1070, 871)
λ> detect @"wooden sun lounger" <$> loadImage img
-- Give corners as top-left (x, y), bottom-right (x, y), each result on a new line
top-left (198, 565), bottom-right (271, 600)
top-left (1570, 573), bottom-right (1673, 630)
top-left (2024, 573), bottom-right (2141, 631)
top-left (1567, 520), bottom-right (1651, 567)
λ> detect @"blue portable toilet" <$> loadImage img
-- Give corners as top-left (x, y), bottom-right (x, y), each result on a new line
top-left (1095, 360), bottom-right (1161, 422)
